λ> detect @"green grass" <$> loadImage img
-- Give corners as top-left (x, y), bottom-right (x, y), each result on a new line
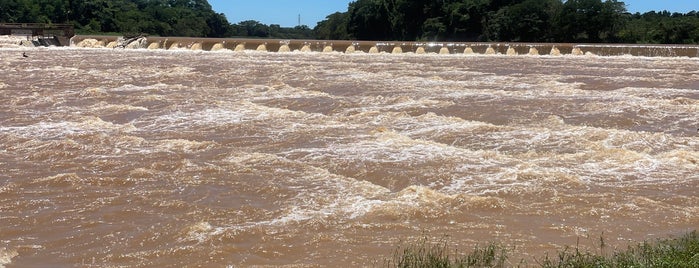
top-left (384, 231), bottom-right (699, 268)
top-left (384, 236), bottom-right (508, 268)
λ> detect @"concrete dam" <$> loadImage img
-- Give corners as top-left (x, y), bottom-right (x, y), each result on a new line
top-left (70, 35), bottom-right (699, 58)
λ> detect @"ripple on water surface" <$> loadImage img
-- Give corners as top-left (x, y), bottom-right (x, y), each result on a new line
top-left (0, 48), bottom-right (697, 267)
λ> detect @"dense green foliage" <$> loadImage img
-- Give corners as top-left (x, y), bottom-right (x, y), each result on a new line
top-left (538, 231), bottom-right (699, 268)
top-left (0, 0), bottom-right (229, 37)
top-left (230, 20), bottom-right (313, 39)
top-left (0, 0), bottom-right (312, 38)
top-left (315, 0), bottom-right (699, 44)
top-left (385, 231), bottom-right (699, 268)
top-left (620, 11), bottom-right (699, 44)
top-left (315, 0), bottom-right (629, 42)
top-left (2, 0), bottom-right (698, 43)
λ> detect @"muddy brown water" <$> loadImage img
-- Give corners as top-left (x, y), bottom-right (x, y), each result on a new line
top-left (0, 47), bottom-right (697, 267)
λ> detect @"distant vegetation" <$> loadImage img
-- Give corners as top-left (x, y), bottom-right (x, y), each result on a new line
top-left (1, 0), bottom-right (229, 37)
top-left (316, 0), bottom-right (699, 44)
top-left (0, 0), bottom-right (313, 38)
top-left (386, 231), bottom-right (699, 267)
top-left (1, 0), bottom-right (698, 44)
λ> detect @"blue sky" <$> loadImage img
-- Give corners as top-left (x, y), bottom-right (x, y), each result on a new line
top-left (625, 0), bottom-right (697, 14)
top-left (208, 0), bottom-right (350, 27)
top-left (209, 0), bottom-right (698, 28)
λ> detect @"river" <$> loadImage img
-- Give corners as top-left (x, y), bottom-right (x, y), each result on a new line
top-left (1, 47), bottom-right (697, 267)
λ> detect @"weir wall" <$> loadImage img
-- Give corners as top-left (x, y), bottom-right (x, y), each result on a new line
top-left (70, 35), bottom-right (699, 58)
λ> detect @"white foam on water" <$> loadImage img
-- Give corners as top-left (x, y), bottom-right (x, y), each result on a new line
top-left (107, 83), bottom-right (170, 93)
top-left (22, 66), bottom-right (80, 73)
top-left (228, 152), bottom-right (391, 195)
top-left (198, 152), bottom-right (401, 237)
top-left (657, 150), bottom-right (699, 168)
top-left (181, 222), bottom-right (226, 244)
top-left (3, 47), bottom-right (698, 266)
top-left (285, 130), bottom-right (478, 164)
top-left (264, 192), bottom-right (388, 225)
top-left (609, 86), bottom-right (698, 98)
top-left (32, 173), bottom-right (82, 184)
top-left (155, 139), bottom-right (216, 153)
top-left (0, 248), bottom-right (18, 268)
top-left (206, 172), bottom-right (481, 237)
top-left (279, 102), bottom-right (692, 190)
top-left (138, 101), bottom-right (314, 132)
top-left (89, 102), bottom-right (149, 113)
top-left (348, 96), bottom-right (454, 113)
top-left (432, 116), bottom-right (699, 192)
top-left (78, 87), bottom-right (109, 98)
top-left (366, 111), bottom-right (503, 139)
top-left (238, 83), bottom-right (334, 102)
top-left (0, 116), bottom-right (133, 139)
top-left (426, 77), bottom-right (593, 101)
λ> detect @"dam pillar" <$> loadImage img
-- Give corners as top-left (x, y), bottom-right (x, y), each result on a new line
top-left (211, 43), bottom-right (225, 51)
top-left (168, 43), bottom-right (182, 50)
top-left (506, 47), bottom-right (517, 56)
top-left (528, 47), bottom-right (539, 55)
top-left (190, 43), bottom-right (203, 50)
top-left (345, 45), bottom-right (356, 53)
top-left (550, 46), bottom-right (561, 56)
top-left (485, 46), bottom-right (496, 55)
top-left (278, 45), bottom-right (291, 52)
top-left (464, 47), bottom-right (474, 55)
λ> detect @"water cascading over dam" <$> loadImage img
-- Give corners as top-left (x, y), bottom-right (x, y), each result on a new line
top-left (71, 35), bottom-right (699, 58)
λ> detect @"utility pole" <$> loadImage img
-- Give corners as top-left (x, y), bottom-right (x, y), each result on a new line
top-left (298, 14), bottom-right (301, 26)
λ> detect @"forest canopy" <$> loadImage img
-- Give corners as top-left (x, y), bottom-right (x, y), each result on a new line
top-left (0, 0), bottom-right (313, 38)
top-left (1, 0), bottom-right (698, 44)
top-left (314, 0), bottom-right (699, 44)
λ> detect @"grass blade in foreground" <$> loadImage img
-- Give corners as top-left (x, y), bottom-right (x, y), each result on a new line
top-left (385, 231), bottom-right (698, 268)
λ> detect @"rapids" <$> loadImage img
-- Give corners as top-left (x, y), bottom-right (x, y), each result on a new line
top-left (0, 47), bottom-right (697, 267)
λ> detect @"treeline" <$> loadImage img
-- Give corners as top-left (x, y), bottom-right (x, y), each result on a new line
top-left (623, 11), bottom-right (699, 44)
top-left (230, 21), bottom-right (313, 39)
top-left (0, 0), bottom-right (313, 39)
top-left (2, 0), bottom-right (698, 43)
top-left (314, 0), bottom-right (699, 44)
top-left (0, 0), bottom-right (230, 37)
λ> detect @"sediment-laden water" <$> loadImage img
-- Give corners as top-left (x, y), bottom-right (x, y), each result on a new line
top-left (0, 47), bottom-right (697, 267)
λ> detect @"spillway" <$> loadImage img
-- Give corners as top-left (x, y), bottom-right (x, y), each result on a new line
top-left (70, 35), bottom-right (699, 57)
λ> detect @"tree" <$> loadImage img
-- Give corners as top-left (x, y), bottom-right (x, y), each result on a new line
top-left (206, 12), bottom-right (232, 37)
top-left (553, 0), bottom-right (627, 42)
top-left (449, 0), bottom-right (492, 41)
top-left (0, 0), bottom-right (20, 22)
top-left (237, 20), bottom-right (269, 37)
top-left (620, 11), bottom-right (699, 44)
top-left (3, 0), bottom-right (698, 43)
top-left (347, 0), bottom-right (392, 40)
top-left (484, 0), bottom-right (561, 42)
top-left (314, 12), bottom-right (351, 40)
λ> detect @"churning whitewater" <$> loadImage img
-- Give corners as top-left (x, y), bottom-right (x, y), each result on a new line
top-left (0, 47), bottom-right (697, 267)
